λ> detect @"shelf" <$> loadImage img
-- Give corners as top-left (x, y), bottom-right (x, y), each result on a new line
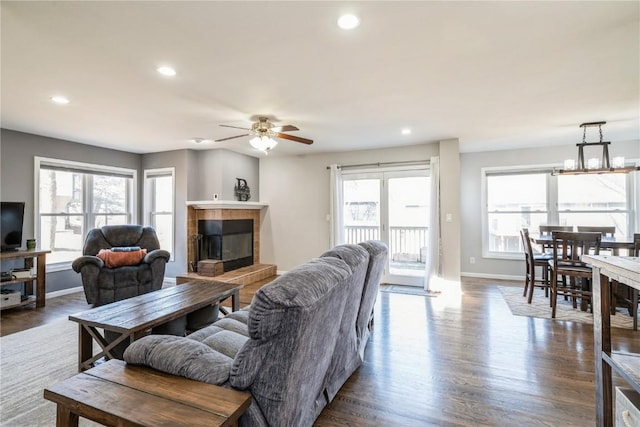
top-left (604, 352), bottom-right (640, 395)
top-left (0, 295), bottom-right (36, 310)
top-left (186, 200), bottom-right (268, 210)
top-left (0, 276), bottom-right (35, 286)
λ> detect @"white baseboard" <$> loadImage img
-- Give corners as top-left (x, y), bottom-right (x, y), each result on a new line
top-left (276, 270), bottom-right (288, 276)
top-left (163, 277), bottom-right (177, 285)
top-left (461, 272), bottom-right (523, 282)
top-left (46, 286), bottom-right (83, 299)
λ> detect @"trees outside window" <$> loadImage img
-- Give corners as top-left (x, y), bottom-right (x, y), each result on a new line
top-left (36, 158), bottom-right (135, 266)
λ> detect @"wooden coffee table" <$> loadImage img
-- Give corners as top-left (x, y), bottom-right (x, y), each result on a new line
top-left (69, 280), bottom-right (242, 371)
top-left (44, 359), bottom-right (251, 427)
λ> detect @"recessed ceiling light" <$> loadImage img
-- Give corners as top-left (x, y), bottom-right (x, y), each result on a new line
top-left (338, 14), bottom-right (360, 30)
top-left (157, 66), bottom-right (176, 77)
top-left (402, 128), bottom-right (412, 135)
top-left (51, 96), bottom-right (70, 105)
top-left (191, 138), bottom-right (211, 144)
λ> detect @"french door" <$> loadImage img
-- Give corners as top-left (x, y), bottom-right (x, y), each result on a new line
top-left (342, 167), bottom-right (430, 286)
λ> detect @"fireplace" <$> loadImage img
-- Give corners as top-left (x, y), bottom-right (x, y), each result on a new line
top-left (197, 219), bottom-right (253, 272)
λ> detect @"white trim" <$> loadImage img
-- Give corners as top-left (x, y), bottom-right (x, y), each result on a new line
top-left (163, 276), bottom-right (177, 285)
top-left (46, 286), bottom-right (83, 299)
top-left (186, 201), bottom-right (268, 210)
top-left (276, 269), bottom-right (288, 276)
top-left (461, 271), bottom-right (523, 281)
top-left (144, 167), bottom-right (175, 260)
top-left (34, 156), bottom-right (138, 266)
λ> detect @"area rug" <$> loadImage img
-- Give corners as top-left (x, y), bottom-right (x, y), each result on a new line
top-left (499, 286), bottom-right (634, 329)
top-left (0, 319), bottom-right (100, 426)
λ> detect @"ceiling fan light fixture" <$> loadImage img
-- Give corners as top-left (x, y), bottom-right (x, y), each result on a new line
top-left (250, 135), bottom-right (278, 154)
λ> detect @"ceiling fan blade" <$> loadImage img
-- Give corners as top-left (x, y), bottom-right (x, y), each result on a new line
top-left (276, 133), bottom-right (314, 145)
top-left (220, 124), bottom-right (251, 131)
top-left (271, 125), bottom-right (299, 132)
top-left (215, 133), bottom-right (250, 142)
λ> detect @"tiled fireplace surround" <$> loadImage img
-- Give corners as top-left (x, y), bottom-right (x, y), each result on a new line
top-left (180, 201), bottom-right (275, 287)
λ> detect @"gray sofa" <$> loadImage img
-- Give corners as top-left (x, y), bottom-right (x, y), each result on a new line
top-left (123, 240), bottom-right (388, 427)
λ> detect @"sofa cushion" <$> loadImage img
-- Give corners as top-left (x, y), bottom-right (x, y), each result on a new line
top-left (124, 335), bottom-right (233, 385)
top-left (200, 330), bottom-right (249, 359)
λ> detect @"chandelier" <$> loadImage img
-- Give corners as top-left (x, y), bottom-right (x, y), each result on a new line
top-left (552, 121), bottom-right (639, 176)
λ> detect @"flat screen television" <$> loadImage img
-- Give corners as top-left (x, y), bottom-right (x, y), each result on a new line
top-left (1, 202), bottom-right (25, 251)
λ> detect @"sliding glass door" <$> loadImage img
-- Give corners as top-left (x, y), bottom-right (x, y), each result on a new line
top-left (342, 167), bottom-right (430, 286)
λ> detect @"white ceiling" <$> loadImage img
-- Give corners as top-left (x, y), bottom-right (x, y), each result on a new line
top-left (1, 1), bottom-right (638, 157)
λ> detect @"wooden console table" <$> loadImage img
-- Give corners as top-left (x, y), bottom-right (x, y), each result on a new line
top-left (585, 255), bottom-right (640, 427)
top-left (69, 281), bottom-right (243, 371)
top-left (0, 248), bottom-right (50, 309)
top-left (44, 359), bottom-right (251, 427)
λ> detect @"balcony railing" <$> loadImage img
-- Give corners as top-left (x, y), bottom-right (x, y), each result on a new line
top-left (344, 225), bottom-right (428, 263)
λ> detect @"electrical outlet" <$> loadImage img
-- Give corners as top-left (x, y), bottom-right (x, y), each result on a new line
top-left (469, 257), bottom-right (476, 264)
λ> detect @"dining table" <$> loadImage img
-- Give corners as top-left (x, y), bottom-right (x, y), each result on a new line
top-left (530, 234), bottom-right (637, 255)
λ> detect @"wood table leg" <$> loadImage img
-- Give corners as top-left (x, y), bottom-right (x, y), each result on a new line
top-left (36, 253), bottom-right (46, 308)
top-left (56, 404), bottom-right (79, 427)
top-left (78, 325), bottom-right (92, 372)
top-left (593, 267), bottom-right (613, 427)
top-left (232, 289), bottom-right (240, 312)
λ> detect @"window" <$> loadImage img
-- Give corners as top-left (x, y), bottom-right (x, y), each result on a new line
top-left (557, 174), bottom-right (629, 236)
top-left (35, 157), bottom-right (136, 268)
top-left (144, 168), bottom-right (174, 260)
top-left (485, 172), bottom-right (548, 254)
top-left (483, 166), bottom-right (638, 258)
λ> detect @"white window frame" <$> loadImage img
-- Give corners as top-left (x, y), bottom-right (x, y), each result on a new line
top-left (144, 167), bottom-right (175, 261)
top-left (481, 161), bottom-right (639, 260)
top-left (34, 156), bottom-right (137, 271)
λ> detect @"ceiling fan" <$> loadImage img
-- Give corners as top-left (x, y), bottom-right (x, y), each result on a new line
top-left (215, 117), bottom-right (313, 153)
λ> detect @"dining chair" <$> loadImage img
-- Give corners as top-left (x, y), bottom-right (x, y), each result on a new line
top-left (539, 225), bottom-right (574, 253)
top-left (548, 231), bottom-right (601, 318)
top-left (576, 226), bottom-right (616, 237)
top-left (520, 228), bottom-right (552, 303)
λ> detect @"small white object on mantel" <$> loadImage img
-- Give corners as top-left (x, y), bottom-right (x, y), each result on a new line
top-left (186, 200), bottom-right (268, 210)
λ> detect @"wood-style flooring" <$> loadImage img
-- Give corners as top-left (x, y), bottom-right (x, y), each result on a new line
top-left (2, 277), bottom-right (638, 425)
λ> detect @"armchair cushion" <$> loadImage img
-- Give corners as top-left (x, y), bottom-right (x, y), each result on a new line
top-left (97, 248), bottom-right (147, 268)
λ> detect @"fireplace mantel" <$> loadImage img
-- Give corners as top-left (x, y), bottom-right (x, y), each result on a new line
top-left (186, 200), bottom-right (268, 210)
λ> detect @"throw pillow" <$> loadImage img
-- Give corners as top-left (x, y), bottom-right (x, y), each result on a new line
top-left (97, 248), bottom-right (147, 268)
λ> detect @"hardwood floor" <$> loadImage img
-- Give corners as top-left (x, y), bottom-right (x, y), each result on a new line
top-left (2, 277), bottom-right (638, 425)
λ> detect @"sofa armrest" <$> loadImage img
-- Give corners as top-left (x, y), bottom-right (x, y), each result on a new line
top-left (123, 335), bottom-right (233, 385)
top-left (142, 249), bottom-right (171, 264)
top-left (71, 255), bottom-right (104, 273)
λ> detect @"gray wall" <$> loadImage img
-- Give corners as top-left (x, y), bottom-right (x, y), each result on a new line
top-left (194, 149), bottom-right (260, 201)
top-left (1, 129), bottom-right (260, 294)
top-left (259, 143), bottom-right (444, 271)
top-left (460, 139), bottom-right (640, 279)
top-left (0, 129), bottom-right (141, 292)
top-left (141, 148), bottom-right (259, 277)
top-left (141, 149), bottom-right (189, 278)
top-left (3, 127), bottom-right (637, 294)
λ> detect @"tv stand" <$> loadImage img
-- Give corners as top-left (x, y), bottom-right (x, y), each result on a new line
top-left (0, 248), bottom-right (50, 309)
